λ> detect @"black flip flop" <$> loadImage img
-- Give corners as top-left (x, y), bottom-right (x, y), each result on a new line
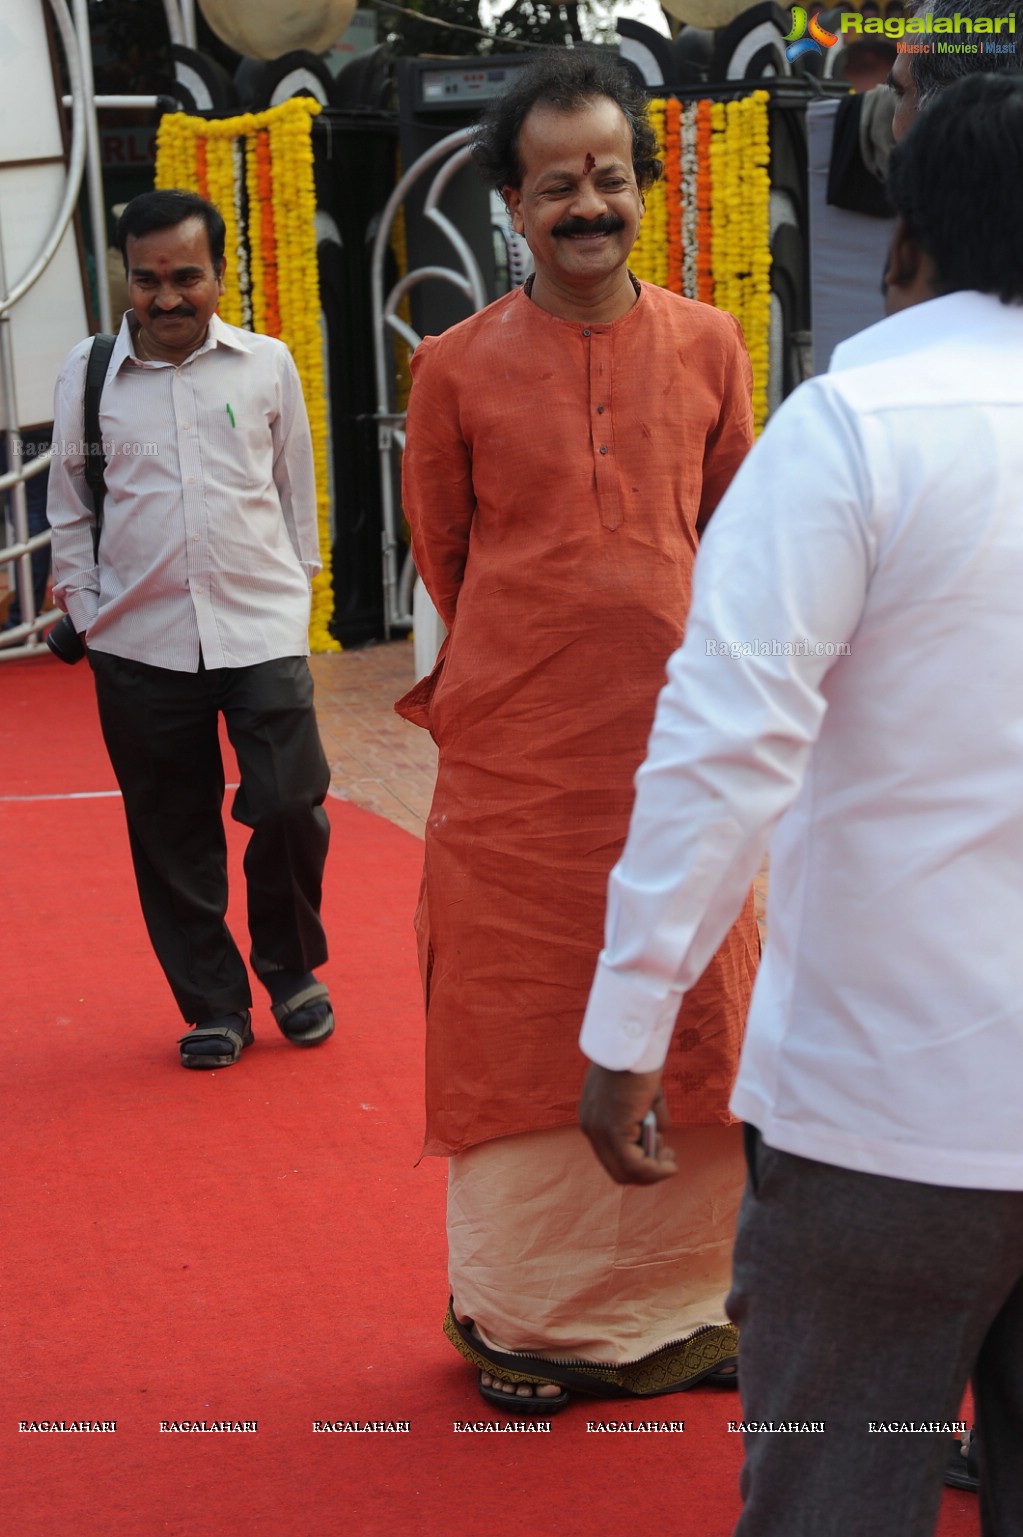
top-left (703, 1359), bottom-right (739, 1387)
top-left (477, 1370), bottom-right (570, 1416)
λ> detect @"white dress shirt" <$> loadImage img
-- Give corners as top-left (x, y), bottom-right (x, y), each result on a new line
top-left (581, 290), bottom-right (1023, 1191)
top-left (48, 311), bottom-right (321, 670)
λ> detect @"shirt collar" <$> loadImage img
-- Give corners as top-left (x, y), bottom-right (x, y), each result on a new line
top-left (111, 309), bottom-right (255, 372)
top-left (829, 291), bottom-right (1021, 375)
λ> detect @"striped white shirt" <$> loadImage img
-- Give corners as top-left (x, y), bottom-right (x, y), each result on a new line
top-left (48, 311), bottom-right (321, 670)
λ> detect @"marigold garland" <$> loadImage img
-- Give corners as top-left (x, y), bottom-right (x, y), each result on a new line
top-left (153, 99), bottom-right (339, 651)
top-left (695, 99), bottom-right (715, 307)
top-left (632, 99), bottom-right (669, 289)
top-left (630, 93), bottom-right (772, 433)
top-left (663, 98), bottom-right (683, 296)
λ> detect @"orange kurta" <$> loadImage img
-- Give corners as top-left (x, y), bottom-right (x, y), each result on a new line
top-left (398, 281), bottom-right (759, 1156)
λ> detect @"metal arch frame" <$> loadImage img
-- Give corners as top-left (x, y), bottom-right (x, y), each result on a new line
top-left (0, 0), bottom-right (89, 660)
top-left (370, 127), bottom-right (488, 638)
top-left (1, 0), bottom-right (191, 661)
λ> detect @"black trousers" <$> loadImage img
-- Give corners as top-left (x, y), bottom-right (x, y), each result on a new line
top-left (90, 652), bottom-right (330, 1024)
top-left (727, 1126), bottom-right (1023, 1537)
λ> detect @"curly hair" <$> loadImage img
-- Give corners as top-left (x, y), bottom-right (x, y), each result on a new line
top-left (472, 48), bottom-right (662, 193)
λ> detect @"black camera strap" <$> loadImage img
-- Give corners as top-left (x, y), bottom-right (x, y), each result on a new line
top-left (83, 332), bottom-right (115, 558)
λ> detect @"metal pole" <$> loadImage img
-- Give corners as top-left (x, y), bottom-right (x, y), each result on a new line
top-left (161, 0), bottom-right (185, 46)
top-left (63, 94), bottom-right (163, 110)
top-left (179, 0), bottom-right (198, 49)
top-left (0, 212), bottom-right (38, 647)
top-left (71, 0), bottom-right (112, 334)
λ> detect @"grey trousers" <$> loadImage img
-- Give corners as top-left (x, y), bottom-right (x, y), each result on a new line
top-left (727, 1126), bottom-right (1023, 1537)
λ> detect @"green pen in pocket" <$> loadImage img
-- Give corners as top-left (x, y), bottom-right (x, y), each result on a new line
top-left (226, 403), bottom-right (236, 428)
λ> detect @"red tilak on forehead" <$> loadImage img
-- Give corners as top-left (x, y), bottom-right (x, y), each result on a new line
top-left (584, 152), bottom-right (596, 173)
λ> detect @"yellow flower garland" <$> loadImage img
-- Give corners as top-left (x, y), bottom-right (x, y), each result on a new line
top-left (632, 92), bottom-right (773, 434)
top-left (631, 99), bottom-right (669, 290)
top-left (154, 100), bottom-right (339, 651)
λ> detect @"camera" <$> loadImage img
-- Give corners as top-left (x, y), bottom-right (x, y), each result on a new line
top-left (46, 613), bottom-right (87, 665)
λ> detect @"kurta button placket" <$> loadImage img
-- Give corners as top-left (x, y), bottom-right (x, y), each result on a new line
top-left (587, 328), bottom-right (622, 530)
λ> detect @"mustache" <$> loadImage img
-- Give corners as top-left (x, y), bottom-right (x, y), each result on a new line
top-left (551, 215), bottom-right (625, 239)
top-left (150, 306), bottom-right (196, 318)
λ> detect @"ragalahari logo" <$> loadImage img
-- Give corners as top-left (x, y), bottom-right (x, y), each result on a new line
top-left (784, 7), bottom-right (840, 61)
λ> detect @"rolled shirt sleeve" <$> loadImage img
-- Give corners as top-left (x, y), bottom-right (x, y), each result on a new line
top-left (272, 346), bottom-right (322, 584)
top-left (47, 343), bottom-right (101, 636)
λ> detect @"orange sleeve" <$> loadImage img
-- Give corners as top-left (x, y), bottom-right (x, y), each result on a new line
top-left (401, 336), bottom-right (476, 630)
top-left (696, 313), bottom-right (755, 536)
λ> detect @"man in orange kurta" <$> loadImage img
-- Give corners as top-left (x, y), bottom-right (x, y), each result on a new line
top-left (397, 50), bottom-right (759, 1413)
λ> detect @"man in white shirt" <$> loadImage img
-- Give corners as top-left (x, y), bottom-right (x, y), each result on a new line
top-left (579, 75), bottom-right (1023, 1536)
top-left (48, 190), bottom-right (334, 1069)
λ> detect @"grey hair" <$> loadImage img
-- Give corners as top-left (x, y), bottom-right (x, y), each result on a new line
top-left (910, 0), bottom-right (1023, 104)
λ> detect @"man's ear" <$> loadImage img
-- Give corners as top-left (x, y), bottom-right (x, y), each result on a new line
top-left (503, 186), bottom-right (525, 236)
top-left (216, 257), bottom-right (227, 294)
top-left (883, 213), bottom-right (939, 313)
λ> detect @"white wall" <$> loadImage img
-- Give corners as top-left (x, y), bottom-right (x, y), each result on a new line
top-left (0, 0), bottom-right (90, 429)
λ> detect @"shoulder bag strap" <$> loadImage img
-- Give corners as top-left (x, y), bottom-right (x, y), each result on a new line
top-left (83, 332), bottom-right (116, 557)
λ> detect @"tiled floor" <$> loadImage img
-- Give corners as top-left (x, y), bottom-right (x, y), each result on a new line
top-left (311, 639), bottom-right (767, 938)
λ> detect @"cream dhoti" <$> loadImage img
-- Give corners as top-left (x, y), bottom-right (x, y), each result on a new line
top-left (444, 1123), bottom-right (745, 1391)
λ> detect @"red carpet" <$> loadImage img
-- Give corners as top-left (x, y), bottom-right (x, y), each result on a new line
top-left (1, 657), bottom-right (979, 1536)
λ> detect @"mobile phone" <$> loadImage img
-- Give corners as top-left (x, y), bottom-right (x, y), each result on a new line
top-left (639, 1109), bottom-right (658, 1158)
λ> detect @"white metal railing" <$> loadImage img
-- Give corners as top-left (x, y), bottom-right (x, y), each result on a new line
top-left (369, 127), bottom-right (488, 639)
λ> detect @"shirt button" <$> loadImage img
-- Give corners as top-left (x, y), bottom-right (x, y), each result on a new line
top-left (597, 405), bottom-right (605, 415)
top-left (181, 422), bottom-right (189, 430)
top-left (599, 444), bottom-right (608, 455)
top-left (188, 476), bottom-right (196, 485)
top-left (582, 328), bottom-right (591, 337)
top-left (193, 584), bottom-right (203, 594)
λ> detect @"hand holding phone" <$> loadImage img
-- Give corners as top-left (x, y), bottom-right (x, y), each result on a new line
top-left (639, 1109), bottom-right (658, 1159)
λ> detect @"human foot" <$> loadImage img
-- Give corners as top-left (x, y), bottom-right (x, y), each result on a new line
top-left (476, 1370), bottom-right (569, 1415)
top-left (479, 1371), bottom-right (564, 1400)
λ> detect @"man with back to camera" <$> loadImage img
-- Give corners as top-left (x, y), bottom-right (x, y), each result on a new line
top-left (580, 74), bottom-right (1023, 1536)
top-left (885, 0), bottom-right (1023, 1495)
top-left (398, 49), bottom-right (760, 1412)
top-left (47, 189), bottom-right (334, 1070)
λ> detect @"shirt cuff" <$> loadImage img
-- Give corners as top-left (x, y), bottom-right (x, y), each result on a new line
top-left (55, 568), bottom-right (100, 636)
top-left (579, 963), bottom-right (682, 1073)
